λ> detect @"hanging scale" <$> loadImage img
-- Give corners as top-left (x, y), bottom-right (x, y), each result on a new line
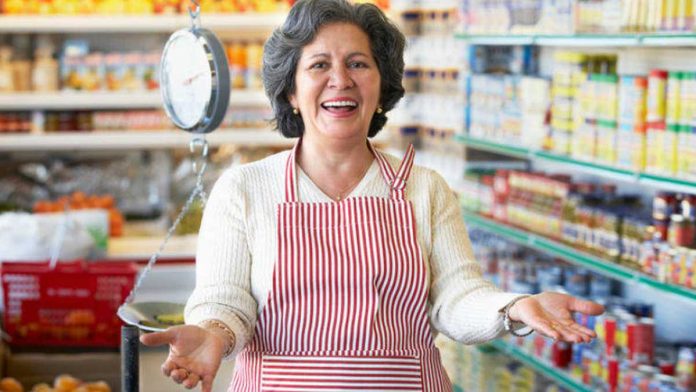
top-left (117, 0), bottom-right (230, 332)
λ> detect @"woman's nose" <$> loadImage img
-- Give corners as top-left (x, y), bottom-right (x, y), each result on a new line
top-left (328, 66), bottom-right (354, 89)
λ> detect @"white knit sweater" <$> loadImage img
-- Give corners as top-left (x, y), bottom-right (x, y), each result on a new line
top-left (185, 147), bottom-right (524, 357)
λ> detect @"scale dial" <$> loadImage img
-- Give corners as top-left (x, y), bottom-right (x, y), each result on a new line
top-left (160, 28), bottom-right (230, 133)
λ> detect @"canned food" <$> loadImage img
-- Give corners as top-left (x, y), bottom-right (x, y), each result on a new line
top-left (634, 318), bottom-right (655, 365)
top-left (668, 214), bottom-right (695, 247)
top-left (605, 316), bottom-right (617, 356)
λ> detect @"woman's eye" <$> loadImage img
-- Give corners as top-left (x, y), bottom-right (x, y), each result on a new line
top-left (349, 62), bottom-right (367, 68)
top-left (310, 62), bottom-right (327, 69)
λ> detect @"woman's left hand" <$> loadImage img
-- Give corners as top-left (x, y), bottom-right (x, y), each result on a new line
top-left (507, 292), bottom-right (605, 343)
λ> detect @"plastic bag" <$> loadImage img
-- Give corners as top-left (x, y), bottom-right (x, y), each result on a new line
top-left (0, 210), bottom-right (108, 262)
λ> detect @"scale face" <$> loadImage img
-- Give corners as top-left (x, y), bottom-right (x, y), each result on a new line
top-left (160, 28), bottom-right (230, 133)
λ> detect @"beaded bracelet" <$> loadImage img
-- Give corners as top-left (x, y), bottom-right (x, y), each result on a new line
top-left (199, 319), bottom-right (236, 357)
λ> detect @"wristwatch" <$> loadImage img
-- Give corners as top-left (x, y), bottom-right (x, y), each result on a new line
top-left (501, 295), bottom-right (534, 337)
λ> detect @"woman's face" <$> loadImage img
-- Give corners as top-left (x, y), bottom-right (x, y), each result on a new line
top-left (290, 22), bottom-right (381, 141)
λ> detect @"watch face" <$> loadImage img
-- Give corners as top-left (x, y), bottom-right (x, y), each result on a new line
top-left (161, 31), bottom-right (213, 130)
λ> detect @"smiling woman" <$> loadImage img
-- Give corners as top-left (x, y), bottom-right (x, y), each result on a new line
top-left (139, 1), bottom-right (605, 391)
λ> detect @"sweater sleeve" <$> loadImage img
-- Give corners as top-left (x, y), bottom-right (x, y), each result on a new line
top-left (184, 167), bottom-right (257, 359)
top-left (427, 171), bottom-right (525, 344)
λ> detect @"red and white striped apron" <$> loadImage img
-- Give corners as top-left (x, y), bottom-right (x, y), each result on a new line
top-left (230, 140), bottom-right (452, 392)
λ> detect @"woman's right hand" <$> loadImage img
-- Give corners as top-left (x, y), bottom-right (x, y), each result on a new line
top-left (140, 324), bottom-right (226, 392)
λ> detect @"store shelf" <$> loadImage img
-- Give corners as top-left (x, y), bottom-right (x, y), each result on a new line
top-left (455, 134), bottom-right (532, 159)
top-left (456, 134), bottom-right (696, 193)
top-left (0, 89), bottom-right (268, 110)
top-left (456, 34), bottom-right (535, 46)
top-left (0, 13), bottom-right (286, 33)
top-left (456, 33), bottom-right (696, 47)
top-left (462, 210), bottom-right (696, 301)
top-left (107, 234), bottom-right (197, 260)
top-left (0, 129), bottom-right (291, 151)
top-left (488, 340), bottom-right (592, 392)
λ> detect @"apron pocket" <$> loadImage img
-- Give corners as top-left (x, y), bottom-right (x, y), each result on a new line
top-left (260, 354), bottom-right (424, 392)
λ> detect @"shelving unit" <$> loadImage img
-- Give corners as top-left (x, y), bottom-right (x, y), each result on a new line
top-left (462, 210), bottom-right (696, 301)
top-left (456, 33), bottom-right (696, 47)
top-left (0, 129), bottom-right (291, 151)
top-left (0, 89), bottom-right (268, 110)
top-left (456, 134), bottom-right (696, 193)
top-left (0, 13), bottom-right (286, 33)
top-left (487, 340), bottom-right (592, 392)
top-left (0, 129), bottom-right (391, 151)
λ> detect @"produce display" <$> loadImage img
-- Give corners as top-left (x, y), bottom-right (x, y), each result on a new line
top-left (0, 0), bottom-right (291, 14)
top-left (0, 375), bottom-right (110, 392)
top-left (33, 191), bottom-right (124, 237)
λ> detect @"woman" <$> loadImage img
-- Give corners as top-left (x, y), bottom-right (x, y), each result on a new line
top-left (141, 1), bottom-right (604, 391)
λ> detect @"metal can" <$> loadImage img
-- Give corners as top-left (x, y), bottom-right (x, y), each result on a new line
top-left (668, 214), bottom-right (696, 247)
top-left (634, 318), bottom-right (655, 365)
top-left (659, 358), bottom-right (677, 376)
top-left (604, 316), bottom-right (617, 356)
top-left (552, 340), bottom-right (572, 368)
top-left (653, 192), bottom-right (678, 221)
top-left (607, 355), bottom-right (620, 390)
top-left (627, 317), bottom-right (639, 361)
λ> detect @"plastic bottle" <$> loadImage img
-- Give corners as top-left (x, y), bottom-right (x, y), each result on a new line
top-left (32, 46), bottom-right (59, 92)
top-left (0, 47), bottom-right (14, 92)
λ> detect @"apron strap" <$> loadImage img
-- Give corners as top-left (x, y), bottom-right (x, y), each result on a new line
top-left (285, 140), bottom-right (301, 203)
top-left (367, 140), bottom-right (395, 186)
top-left (389, 143), bottom-right (415, 200)
top-left (284, 139), bottom-right (416, 203)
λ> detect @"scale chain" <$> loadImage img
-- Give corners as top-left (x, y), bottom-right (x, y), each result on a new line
top-left (121, 138), bottom-right (208, 306)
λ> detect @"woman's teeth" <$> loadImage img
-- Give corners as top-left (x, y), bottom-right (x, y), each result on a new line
top-left (322, 101), bottom-right (358, 111)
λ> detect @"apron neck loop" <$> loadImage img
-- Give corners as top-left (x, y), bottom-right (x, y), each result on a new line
top-left (285, 139), bottom-right (301, 203)
top-left (284, 139), bottom-right (416, 203)
top-left (388, 143), bottom-right (415, 200)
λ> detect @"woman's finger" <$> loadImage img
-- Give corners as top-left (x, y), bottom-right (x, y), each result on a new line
top-left (201, 374), bottom-right (215, 392)
top-left (171, 368), bottom-right (189, 384)
top-left (527, 317), bottom-right (561, 340)
top-left (183, 372), bottom-right (201, 389)
top-left (568, 297), bottom-right (605, 316)
top-left (567, 322), bottom-right (596, 340)
top-left (140, 329), bottom-right (176, 347)
top-left (161, 361), bottom-right (177, 377)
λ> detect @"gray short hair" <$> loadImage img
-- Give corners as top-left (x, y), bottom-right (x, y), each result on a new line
top-left (262, 0), bottom-right (405, 138)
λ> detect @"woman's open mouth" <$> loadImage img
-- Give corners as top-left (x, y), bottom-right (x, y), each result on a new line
top-left (321, 99), bottom-right (358, 114)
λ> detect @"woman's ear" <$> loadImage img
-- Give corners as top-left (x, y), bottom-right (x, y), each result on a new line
top-left (289, 95), bottom-right (298, 109)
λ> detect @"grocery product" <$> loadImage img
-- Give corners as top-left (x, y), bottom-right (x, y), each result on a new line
top-left (33, 191), bottom-right (124, 237)
top-left (0, 112), bottom-right (32, 133)
top-left (1, 0), bottom-right (293, 14)
top-left (461, 0), bottom-right (695, 34)
top-left (0, 375), bottom-right (112, 392)
top-left (464, 169), bottom-right (696, 291)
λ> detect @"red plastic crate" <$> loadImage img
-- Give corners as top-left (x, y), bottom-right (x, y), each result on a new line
top-left (1, 260), bottom-right (137, 348)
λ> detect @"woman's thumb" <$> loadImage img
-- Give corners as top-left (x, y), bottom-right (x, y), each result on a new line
top-left (139, 328), bottom-right (176, 346)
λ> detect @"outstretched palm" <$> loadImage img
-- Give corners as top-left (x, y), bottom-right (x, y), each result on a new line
top-left (140, 325), bottom-right (226, 392)
top-left (508, 292), bottom-right (604, 343)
